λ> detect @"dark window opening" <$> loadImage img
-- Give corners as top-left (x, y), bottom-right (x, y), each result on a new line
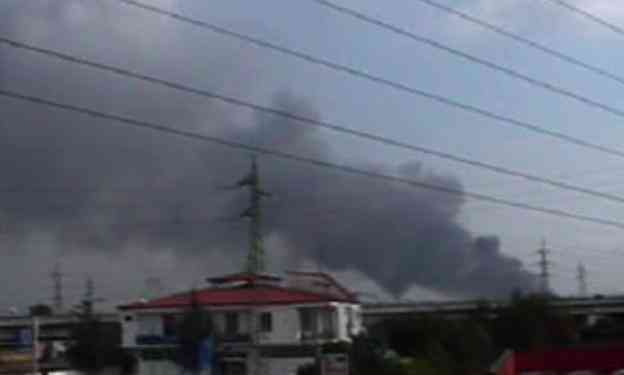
top-left (225, 312), bottom-right (239, 335)
top-left (260, 312), bottom-right (272, 332)
top-left (299, 308), bottom-right (317, 333)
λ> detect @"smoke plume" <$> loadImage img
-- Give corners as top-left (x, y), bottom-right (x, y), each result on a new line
top-left (0, 0), bottom-right (534, 303)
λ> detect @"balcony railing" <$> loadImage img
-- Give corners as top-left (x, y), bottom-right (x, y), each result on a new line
top-left (219, 333), bottom-right (251, 343)
top-left (299, 330), bottom-right (336, 342)
top-left (135, 334), bottom-right (178, 346)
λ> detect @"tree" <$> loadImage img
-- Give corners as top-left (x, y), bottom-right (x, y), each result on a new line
top-left (175, 289), bottom-right (214, 373)
top-left (296, 335), bottom-right (423, 375)
top-left (66, 300), bottom-right (136, 374)
top-left (370, 316), bottom-right (494, 375)
top-left (491, 295), bottom-right (578, 351)
top-left (29, 304), bottom-right (52, 316)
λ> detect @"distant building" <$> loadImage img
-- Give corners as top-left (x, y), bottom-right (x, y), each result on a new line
top-left (118, 271), bottom-right (362, 375)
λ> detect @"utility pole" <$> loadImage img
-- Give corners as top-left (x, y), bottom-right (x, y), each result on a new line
top-left (52, 263), bottom-right (64, 314)
top-left (537, 239), bottom-right (551, 295)
top-left (81, 275), bottom-right (105, 317)
top-left (229, 158), bottom-right (272, 375)
top-left (577, 263), bottom-right (588, 297)
top-left (236, 157), bottom-right (271, 274)
top-left (83, 276), bottom-right (95, 316)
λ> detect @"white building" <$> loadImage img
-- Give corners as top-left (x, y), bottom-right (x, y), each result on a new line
top-left (119, 271), bottom-right (362, 375)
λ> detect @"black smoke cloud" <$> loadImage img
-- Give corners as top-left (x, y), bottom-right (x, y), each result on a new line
top-left (0, 0), bottom-right (534, 299)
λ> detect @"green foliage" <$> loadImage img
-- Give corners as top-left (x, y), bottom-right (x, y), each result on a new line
top-left (66, 309), bottom-right (136, 374)
top-left (29, 304), bottom-right (53, 316)
top-left (400, 358), bottom-right (438, 375)
top-left (296, 335), bottom-right (446, 375)
top-left (368, 295), bottom-right (581, 375)
top-left (175, 293), bottom-right (214, 372)
top-left (491, 295), bottom-right (578, 350)
top-left (370, 313), bottom-right (494, 375)
top-left (297, 361), bottom-right (319, 375)
top-left (296, 335), bottom-right (405, 375)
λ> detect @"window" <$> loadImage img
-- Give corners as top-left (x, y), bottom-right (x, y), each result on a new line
top-left (225, 312), bottom-right (239, 335)
top-left (137, 315), bottom-right (162, 336)
top-left (259, 312), bottom-right (272, 332)
top-left (162, 314), bottom-right (179, 337)
top-left (346, 307), bottom-right (354, 334)
top-left (346, 307), bottom-right (360, 335)
top-left (299, 308), bottom-right (317, 333)
top-left (319, 309), bottom-right (335, 337)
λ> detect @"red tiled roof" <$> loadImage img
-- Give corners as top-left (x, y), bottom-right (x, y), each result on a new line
top-left (207, 272), bottom-right (282, 285)
top-left (119, 284), bottom-right (355, 310)
top-left (286, 271), bottom-right (358, 301)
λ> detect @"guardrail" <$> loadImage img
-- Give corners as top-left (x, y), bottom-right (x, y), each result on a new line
top-left (363, 296), bottom-right (624, 317)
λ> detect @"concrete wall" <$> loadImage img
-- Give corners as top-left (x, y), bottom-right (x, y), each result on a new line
top-left (120, 311), bottom-right (137, 348)
top-left (137, 360), bottom-right (211, 375)
top-left (135, 357), bottom-right (310, 375)
top-left (257, 303), bottom-right (361, 344)
top-left (138, 314), bottom-right (164, 336)
top-left (265, 357), bottom-right (314, 375)
top-left (257, 305), bottom-right (299, 344)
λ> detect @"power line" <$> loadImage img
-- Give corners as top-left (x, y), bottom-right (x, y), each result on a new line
top-left (465, 174), bottom-right (624, 214)
top-left (94, 1), bottom-right (624, 159)
top-left (500, 234), bottom-right (624, 261)
top-left (473, 164), bottom-right (624, 190)
top-left (309, 0), bottom-right (624, 120)
top-left (0, 185), bottom-right (225, 194)
top-left (551, 246), bottom-right (624, 260)
top-left (414, 0), bottom-right (624, 87)
top-left (465, 176), bottom-right (624, 213)
top-left (5, 39), bottom-right (624, 206)
top-left (4, 88), bottom-right (624, 231)
top-left (542, 0), bottom-right (624, 36)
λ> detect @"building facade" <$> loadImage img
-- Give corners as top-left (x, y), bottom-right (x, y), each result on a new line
top-left (119, 271), bottom-right (362, 375)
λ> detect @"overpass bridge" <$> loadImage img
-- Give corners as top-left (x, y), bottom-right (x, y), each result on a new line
top-left (0, 313), bottom-right (119, 374)
top-left (362, 296), bottom-right (624, 324)
top-left (0, 313), bottom-right (119, 344)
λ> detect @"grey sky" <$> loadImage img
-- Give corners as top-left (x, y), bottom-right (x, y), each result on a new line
top-left (2, 0), bottom-right (624, 311)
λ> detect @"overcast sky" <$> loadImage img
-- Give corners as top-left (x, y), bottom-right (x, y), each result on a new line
top-left (2, 0), bottom-right (624, 312)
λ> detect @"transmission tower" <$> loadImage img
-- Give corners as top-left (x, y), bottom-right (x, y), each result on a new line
top-left (79, 275), bottom-right (105, 316)
top-left (537, 239), bottom-right (551, 295)
top-left (85, 276), bottom-right (94, 302)
top-left (51, 263), bottom-right (63, 313)
top-left (235, 157), bottom-right (271, 274)
top-left (577, 263), bottom-right (588, 297)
